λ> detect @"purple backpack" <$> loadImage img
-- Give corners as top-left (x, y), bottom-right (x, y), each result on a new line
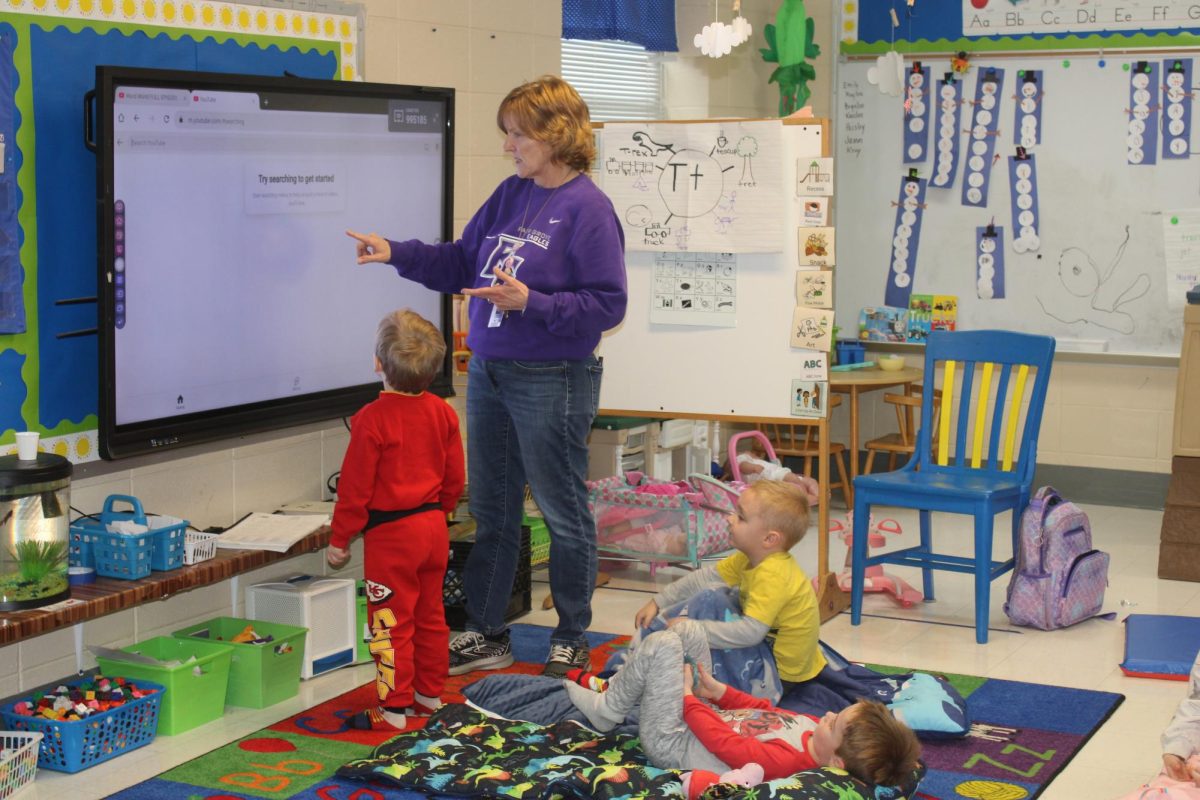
top-left (1004, 486), bottom-right (1110, 630)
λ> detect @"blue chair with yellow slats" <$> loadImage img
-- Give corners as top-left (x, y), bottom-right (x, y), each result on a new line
top-left (849, 330), bottom-right (1056, 643)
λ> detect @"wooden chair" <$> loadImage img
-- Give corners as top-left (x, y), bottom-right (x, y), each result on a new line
top-left (863, 388), bottom-right (942, 474)
top-left (849, 330), bottom-right (1056, 643)
top-left (756, 394), bottom-right (853, 507)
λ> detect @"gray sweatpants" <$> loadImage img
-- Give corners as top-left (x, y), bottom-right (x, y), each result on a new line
top-left (606, 620), bottom-right (732, 773)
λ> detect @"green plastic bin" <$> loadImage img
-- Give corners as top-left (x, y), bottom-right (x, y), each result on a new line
top-left (173, 617), bottom-right (307, 708)
top-left (95, 636), bottom-right (233, 735)
top-left (356, 580), bottom-right (371, 663)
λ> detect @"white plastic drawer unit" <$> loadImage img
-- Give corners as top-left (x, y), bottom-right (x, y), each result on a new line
top-left (590, 424), bottom-right (650, 452)
top-left (658, 419), bottom-right (699, 449)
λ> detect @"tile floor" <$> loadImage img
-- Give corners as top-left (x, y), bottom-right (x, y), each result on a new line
top-left (19, 501), bottom-right (1192, 799)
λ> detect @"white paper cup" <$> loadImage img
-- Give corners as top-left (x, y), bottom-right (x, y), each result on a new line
top-left (15, 432), bottom-right (39, 460)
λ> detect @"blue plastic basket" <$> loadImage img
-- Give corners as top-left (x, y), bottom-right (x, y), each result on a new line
top-left (68, 524), bottom-right (96, 569)
top-left (0, 679), bottom-right (165, 773)
top-left (72, 495), bottom-right (189, 576)
top-left (91, 528), bottom-right (154, 580)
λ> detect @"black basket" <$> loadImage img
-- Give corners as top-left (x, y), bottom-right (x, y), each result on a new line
top-left (443, 523), bottom-right (532, 629)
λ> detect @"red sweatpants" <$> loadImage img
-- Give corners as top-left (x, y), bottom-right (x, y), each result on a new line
top-left (363, 511), bottom-right (449, 709)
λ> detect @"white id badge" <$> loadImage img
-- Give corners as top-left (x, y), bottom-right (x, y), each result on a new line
top-left (487, 305), bottom-right (505, 327)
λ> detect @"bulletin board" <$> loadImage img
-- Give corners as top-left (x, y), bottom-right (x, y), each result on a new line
top-left (596, 118), bottom-right (830, 420)
top-left (834, 49), bottom-right (1200, 357)
top-left (0, 3), bottom-right (357, 462)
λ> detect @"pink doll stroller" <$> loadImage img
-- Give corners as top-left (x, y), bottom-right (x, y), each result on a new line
top-left (830, 513), bottom-right (923, 608)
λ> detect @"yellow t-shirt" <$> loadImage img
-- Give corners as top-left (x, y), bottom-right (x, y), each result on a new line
top-left (716, 550), bottom-right (826, 683)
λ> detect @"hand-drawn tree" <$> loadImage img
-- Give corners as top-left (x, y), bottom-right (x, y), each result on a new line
top-left (736, 136), bottom-right (758, 185)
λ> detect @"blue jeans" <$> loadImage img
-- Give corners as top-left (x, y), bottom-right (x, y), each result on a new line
top-left (465, 355), bottom-right (602, 647)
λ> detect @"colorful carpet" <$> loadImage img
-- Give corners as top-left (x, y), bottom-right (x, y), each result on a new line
top-left (106, 626), bottom-right (1122, 800)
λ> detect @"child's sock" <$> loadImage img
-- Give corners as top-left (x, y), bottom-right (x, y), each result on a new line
top-left (347, 706), bottom-right (407, 731)
top-left (565, 667), bottom-right (609, 692)
top-left (563, 680), bottom-right (623, 732)
top-left (410, 692), bottom-right (442, 717)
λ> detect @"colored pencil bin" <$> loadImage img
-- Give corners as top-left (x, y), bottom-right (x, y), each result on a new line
top-left (172, 617), bottom-right (307, 708)
top-left (0, 678), bottom-right (164, 773)
top-left (95, 636), bottom-right (233, 735)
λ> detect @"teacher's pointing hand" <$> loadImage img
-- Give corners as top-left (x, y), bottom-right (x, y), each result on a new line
top-left (346, 229), bottom-right (391, 265)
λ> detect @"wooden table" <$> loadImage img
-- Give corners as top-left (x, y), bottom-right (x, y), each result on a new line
top-left (598, 409), bottom-right (849, 622)
top-left (829, 366), bottom-right (924, 481)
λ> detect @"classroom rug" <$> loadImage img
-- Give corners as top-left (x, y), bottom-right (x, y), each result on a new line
top-left (105, 626), bottom-right (1123, 800)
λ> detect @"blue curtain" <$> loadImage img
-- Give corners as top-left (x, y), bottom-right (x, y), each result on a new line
top-left (562, 0), bottom-right (678, 52)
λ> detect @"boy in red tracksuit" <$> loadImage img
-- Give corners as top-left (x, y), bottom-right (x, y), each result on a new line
top-left (326, 309), bottom-right (465, 731)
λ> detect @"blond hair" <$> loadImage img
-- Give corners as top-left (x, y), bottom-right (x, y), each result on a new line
top-left (838, 700), bottom-right (923, 788)
top-left (497, 75), bottom-right (595, 173)
top-left (745, 480), bottom-right (811, 550)
top-left (375, 309), bottom-right (445, 393)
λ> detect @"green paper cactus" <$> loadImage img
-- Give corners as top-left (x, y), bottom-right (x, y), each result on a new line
top-left (760, 0), bottom-right (822, 116)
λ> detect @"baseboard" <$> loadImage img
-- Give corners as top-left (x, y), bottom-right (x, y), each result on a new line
top-left (1031, 463), bottom-right (1168, 510)
top-left (783, 451), bottom-right (1169, 510)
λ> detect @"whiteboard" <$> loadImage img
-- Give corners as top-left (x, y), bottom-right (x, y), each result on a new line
top-left (597, 120), bottom-right (828, 419)
top-left (835, 54), bottom-right (1194, 357)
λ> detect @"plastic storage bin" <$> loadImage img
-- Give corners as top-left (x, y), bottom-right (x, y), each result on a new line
top-left (94, 637), bottom-right (233, 735)
top-left (0, 731), bottom-right (42, 797)
top-left (356, 580), bottom-right (370, 663)
top-left (70, 495), bottom-right (189, 577)
top-left (0, 679), bottom-right (164, 773)
top-left (172, 617), bottom-right (307, 708)
top-left (525, 515), bottom-right (550, 568)
top-left (443, 520), bottom-right (530, 629)
top-left (246, 577), bottom-right (356, 679)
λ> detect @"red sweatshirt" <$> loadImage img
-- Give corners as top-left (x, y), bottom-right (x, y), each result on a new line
top-left (682, 685), bottom-right (818, 798)
top-left (330, 391), bottom-right (465, 550)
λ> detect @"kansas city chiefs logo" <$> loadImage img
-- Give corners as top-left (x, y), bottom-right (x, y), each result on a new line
top-left (364, 579), bottom-right (393, 604)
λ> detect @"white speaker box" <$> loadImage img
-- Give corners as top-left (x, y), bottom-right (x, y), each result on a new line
top-left (246, 576), bottom-right (356, 679)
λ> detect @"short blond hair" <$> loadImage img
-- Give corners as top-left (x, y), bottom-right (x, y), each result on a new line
top-left (497, 75), bottom-right (595, 173)
top-left (745, 480), bottom-right (811, 550)
top-left (375, 309), bottom-right (445, 393)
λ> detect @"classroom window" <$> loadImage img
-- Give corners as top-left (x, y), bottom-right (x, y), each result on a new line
top-left (561, 39), bottom-right (662, 122)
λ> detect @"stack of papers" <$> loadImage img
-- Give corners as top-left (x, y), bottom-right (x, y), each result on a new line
top-left (217, 511), bottom-right (330, 553)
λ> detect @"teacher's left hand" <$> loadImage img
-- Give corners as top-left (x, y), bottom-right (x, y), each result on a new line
top-left (463, 267), bottom-right (529, 313)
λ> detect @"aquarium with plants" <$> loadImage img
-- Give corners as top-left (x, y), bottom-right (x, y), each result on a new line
top-left (0, 453), bottom-right (72, 610)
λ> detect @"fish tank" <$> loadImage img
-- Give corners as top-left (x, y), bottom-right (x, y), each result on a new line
top-left (0, 453), bottom-right (71, 610)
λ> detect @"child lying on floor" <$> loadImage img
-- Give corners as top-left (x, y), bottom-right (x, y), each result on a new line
top-left (563, 619), bottom-right (922, 799)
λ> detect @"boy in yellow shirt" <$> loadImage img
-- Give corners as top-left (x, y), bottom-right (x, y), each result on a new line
top-left (633, 479), bottom-right (824, 689)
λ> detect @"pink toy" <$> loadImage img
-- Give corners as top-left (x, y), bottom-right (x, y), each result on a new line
top-left (830, 513), bottom-right (923, 608)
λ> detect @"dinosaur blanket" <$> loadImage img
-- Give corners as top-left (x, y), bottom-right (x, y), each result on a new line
top-left (335, 703), bottom-right (926, 800)
top-left (336, 702), bottom-right (684, 798)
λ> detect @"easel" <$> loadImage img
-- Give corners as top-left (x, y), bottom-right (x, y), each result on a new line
top-left (598, 408), bottom-right (850, 623)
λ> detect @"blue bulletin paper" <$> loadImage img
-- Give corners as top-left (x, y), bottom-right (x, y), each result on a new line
top-left (0, 27), bottom-right (21, 334)
top-left (961, 68), bottom-right (1005, 209)
top-left (1128, 61), bottom-right (1159, 165)
top-left (1008, 153), bottom-right (1040, 254)
top-left (1013, 70), bottom-right (1044, 149)
top-left (929, 75), bottom-right (963, 191)
top-left (1162, 58), bottom-right (1192, 161)
top-left (976, 225), bottom-right (1006, 300)
top-left (903, 65), bottom-right (932, 164)
top-left (885, 175), bottom-right (926, 309)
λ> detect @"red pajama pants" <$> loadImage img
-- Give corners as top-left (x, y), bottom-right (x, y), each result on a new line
top-left (363, 511), bottom-right (449, 709)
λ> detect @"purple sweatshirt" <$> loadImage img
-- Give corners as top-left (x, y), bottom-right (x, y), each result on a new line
top-left (387, 173), bottom-right (627, 361)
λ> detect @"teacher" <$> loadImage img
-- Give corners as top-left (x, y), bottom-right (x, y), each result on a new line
top-left (347, 75), bottom-right (627, 678)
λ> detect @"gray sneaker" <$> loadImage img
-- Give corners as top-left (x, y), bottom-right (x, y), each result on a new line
top-left (541, 642), bottom-right (590, 678)
top-left (448, 630), bottom-right (513, 676)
